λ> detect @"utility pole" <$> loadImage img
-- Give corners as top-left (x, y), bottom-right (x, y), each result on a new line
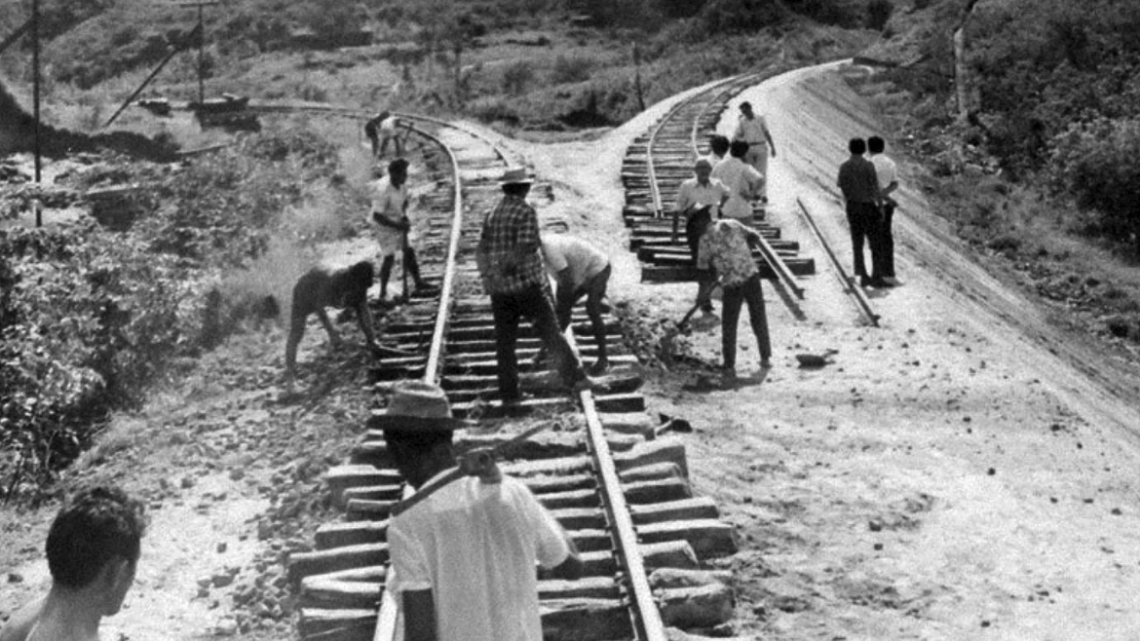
top-left (32, 0), bottom-right (42, 227)
top-left (177, 1), bottom-right (218, 104)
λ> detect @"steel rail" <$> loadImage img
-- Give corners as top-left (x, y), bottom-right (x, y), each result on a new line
top-left (796, 196), bottom-right (879, 326)
top-left (579, 389), bottom-right (668, 641)
top-left (370, 117), bottom-right (514, 641)
top-left (677, 72), bottom-right (806, 302)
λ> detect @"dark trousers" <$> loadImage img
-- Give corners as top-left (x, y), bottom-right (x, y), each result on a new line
top-left (846, 201), bottom-right (886, 279)
top-left (685, 210), bottom-right (712, 265)
top-left (721, 274), bottom-right (771, 369)
top-left (881, 202), bottom-right (895, 278)
top-left (554, 265), bottom-right (610, 364)
top-left (491, 284), bottom-right (581, 400)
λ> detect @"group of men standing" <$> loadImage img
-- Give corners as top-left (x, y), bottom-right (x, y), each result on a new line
top-left (671, 101), bottom-right (778, 380)
top-left (837, 136), bottom-right (899, 288)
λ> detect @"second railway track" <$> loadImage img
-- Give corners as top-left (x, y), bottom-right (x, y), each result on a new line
top-left (286, 115), bottom-right (742, 641)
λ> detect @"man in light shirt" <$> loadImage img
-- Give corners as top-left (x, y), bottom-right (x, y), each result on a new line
top-left (711, 140), bottom-right (765, 223)
top-left (380, 380), bottom-right (583, 641)
top-left (365, 111), bottom-right (403, 158)
top-left (868, 136), bottom-right (899, 283)
top-left (731, 101), bottom-right (776, 202)
top-left (369, 158), bottom-right (436, 300)
top-left (674, 158), bottom-right (730, 313)
top-left (541, 234), bottom-right (612, 375)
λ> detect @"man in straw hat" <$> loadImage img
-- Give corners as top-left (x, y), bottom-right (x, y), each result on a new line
top-left (476, 167), bottom-right (594, 404)
top-left (376, 380), bottom-right (583, 641)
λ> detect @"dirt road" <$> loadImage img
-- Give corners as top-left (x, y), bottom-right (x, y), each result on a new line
top-left (529, 61), bottom-right (1140, 639)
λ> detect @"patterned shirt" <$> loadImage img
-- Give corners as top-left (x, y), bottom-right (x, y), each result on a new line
top-left (697, 219), bottom-right (761, 288)
top-left (478, 194), bottom-right (545, 294)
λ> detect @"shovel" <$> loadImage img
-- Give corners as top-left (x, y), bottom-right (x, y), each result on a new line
top-left (675, 279), bottom-right (722, 333)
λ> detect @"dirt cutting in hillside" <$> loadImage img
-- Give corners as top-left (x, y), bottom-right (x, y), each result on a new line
top-left (3, 61), bottom-right (1140, 641)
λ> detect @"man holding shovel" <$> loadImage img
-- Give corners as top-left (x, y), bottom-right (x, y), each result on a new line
top-left (694, 216), bottom-right (773, 380)
top-left (369, 158), bottom-right (437, 301)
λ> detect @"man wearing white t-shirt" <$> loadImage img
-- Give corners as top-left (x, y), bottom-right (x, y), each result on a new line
top-left (868, 136), bottom-right (899, 282)
top-left (369, 158), bottom-right (436, 300)
top-left (381, 381), bottom-right (583, 641)
top-left (541, 234), bottom-right (612, 375)
top-left (732, 101), bottom-right (776, 202)
top-left (711, 140), bottom-right (765, 222)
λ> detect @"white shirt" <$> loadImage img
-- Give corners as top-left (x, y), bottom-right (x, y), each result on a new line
top-left (870, 154), bottom-right (898, 191)
top-left (711, 157), bottom-right (764, 220)
top-left (733, 115), bottom-right (769, 145)
top-left (675, 177), bottom-right (730, 220)
top-left (369, 175), bottom-right (406, 226)
top-left (388, 474), bottom-right (570, 641)
top-left (542, 235), bottom-right (609, 290)
top-left (379, 115), bottom-right (398, 137)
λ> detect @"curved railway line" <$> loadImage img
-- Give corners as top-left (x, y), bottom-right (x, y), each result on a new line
top-left (280, 116), bottom-right (740, 641)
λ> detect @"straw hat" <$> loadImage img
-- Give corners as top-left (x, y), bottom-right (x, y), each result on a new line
top-left (499, 167), bottom-right (534, 186)
top-left (368, 380), bottom-right (469, 431)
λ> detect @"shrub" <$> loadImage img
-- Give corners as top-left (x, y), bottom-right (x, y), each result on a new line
top-left (550, 55), bottom-right (595, 85)
top-left (502, 61), bottom-right (535, 96)
top-left (1050, 117), bottom-right (1140, 256)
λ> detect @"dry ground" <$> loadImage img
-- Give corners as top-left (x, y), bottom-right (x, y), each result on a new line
top-left (4, 61), bottom-right (1140, 641)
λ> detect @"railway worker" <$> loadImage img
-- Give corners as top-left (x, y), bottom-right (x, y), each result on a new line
top-left (674, 158), bottom-right (730, 313)
top-left (867, 135), bottom-right (899, 284)
top-left (369, 158), bottom-right (436, 301)
top-left (380, 380), bottom-right (583, 641)
top-left (731, 101), bottom-right (776, 203)
top-left (364, 110), bottom-right (403, 158)
top-left (705, 134), bottom-right (730, 167)
top-left (711, 140), bottom-right (765, 223)
top-left (0, 486), bottom-right (146, 641)
top-left (694, 215), bottom-right (773, 381)
top-left (538, 233), bottom-right (613, 375)
top-left (836, 137), bottom-right (889, 288)
top-left (476, 167), bottom-right (593, 404)
top-left (284, 259), bottom-right (383, 392)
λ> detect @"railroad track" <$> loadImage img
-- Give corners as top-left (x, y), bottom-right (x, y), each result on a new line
top-left (619, 73), bottom-right (815, 294)
top-left (284, 116), bottom-right (741, 641)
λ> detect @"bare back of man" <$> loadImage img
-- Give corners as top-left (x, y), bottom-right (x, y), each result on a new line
top-left (285, 260), bottom-right (382, 391)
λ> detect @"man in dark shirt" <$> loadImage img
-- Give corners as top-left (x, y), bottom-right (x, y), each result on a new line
top-left (475, 168), bottom-right (591, 404)
top-left (836, 138), bottom-right (888, 288)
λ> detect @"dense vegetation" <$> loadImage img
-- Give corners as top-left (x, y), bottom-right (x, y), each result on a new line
top-left (893, 0), bottom-right (1140, 256)
top-left (0, 129), bottom-right (345, 501)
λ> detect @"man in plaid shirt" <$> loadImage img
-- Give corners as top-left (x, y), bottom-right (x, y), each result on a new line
top-left (477, 168), bottom-right (588, 403)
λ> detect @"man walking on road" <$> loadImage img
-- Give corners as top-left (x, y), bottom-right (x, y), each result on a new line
top-left (476, 168), bottom-right (592, 404)
top-left (868, 135), bottom-right (899, 284)
top-left (732, 101), bottom-right (776, 202)
top-left (369, 158), bottom-right (437, 301)
top-left (541, 234), bottom-right (613, 375)
top-left (380, 380), bottom-right (583, 641)
top-left (712, 140), bottom-right (765, 223)
top-left (674, 157), bottom-right (730, 313)
top-left (836, 138), bottom-right (888, 288)
top-left (695, 216), bottom-right (773, 382)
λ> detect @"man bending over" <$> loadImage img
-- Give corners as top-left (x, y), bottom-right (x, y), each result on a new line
top-left (285, 260), bottom-right (382, 390)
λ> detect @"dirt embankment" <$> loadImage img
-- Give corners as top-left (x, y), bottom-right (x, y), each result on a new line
top-left (0, 75), bottom-right (176, 161)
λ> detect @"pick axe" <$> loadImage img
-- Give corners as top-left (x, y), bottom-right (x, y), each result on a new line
top-left (388, 423), bottom-right (549, 518)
